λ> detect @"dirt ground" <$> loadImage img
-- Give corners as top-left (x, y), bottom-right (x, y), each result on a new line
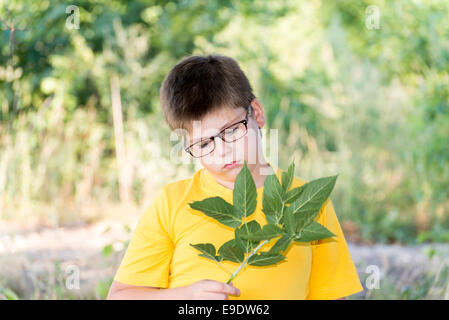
top-left (1, 219), bottom-right (449, 299)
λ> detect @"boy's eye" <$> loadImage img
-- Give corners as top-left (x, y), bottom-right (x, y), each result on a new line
top-left (200, 141), bottom-right (211, 149)
top-left (225, 126), bottom-right (238, 134)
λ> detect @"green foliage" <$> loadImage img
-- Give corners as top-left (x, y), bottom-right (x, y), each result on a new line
top-left (1, 0), bottom-right (448, 244)
top-left (188, 197), bottom-right (241, 228)
top-left (101, 244), bottom-right (114, 258)
top-left (247, 252), bottom-right (286, 266)
top-left (189, 160), bottom-right (337, 283)
top-left (418, 224), bottom-right (449, 244)
top-left (0, 287), bottom-right (19, 300)
top-left (95, 277), bottom-right (113, 300)
top-left (244, 224), bottom-right (284, 241)
top-left (234, 220), bottom-right (262, 254)
top-left (218, 239), bottom-right (244, 264)
top-left (233, 164), bottom-right (258, 220)
top-left (189, 243), bottom-right (222, 262)
top-left (294, 221), bottom-right (337, 242)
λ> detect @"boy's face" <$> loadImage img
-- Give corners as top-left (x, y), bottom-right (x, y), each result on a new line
top-left (185, 101), bottom-right (266, 184)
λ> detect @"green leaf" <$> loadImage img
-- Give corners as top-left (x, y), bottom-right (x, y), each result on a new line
top-left (294, 221), bottom-right (336, 242)
top-left (190, 243), bottom-right (221, 262)
top-left (233, 161), bottom-right (257, 220)
top-left (241, 224), bottom-right (284, 241)
top-left (264, 173), bottom-right (285, 203)
top-left (288, 175), bottom-right (338, 232)
top-left (218, 239), bottom-right (245, 263)
top-left (285, 185), bottom-right (305, 204)
top-left (189, 197), bottom-right (242, 228)
top-left (281, 160), bottom-right (295, 193)
top-left (262, 193), bottom-right (282, 224)
top-left (248, 252), bottom-right (286, 266)
top-left (282, 205), bottom-right (296, 234)
top-left (262, 174), bottom-right (285, 224)
top-left (268, 234), bottom-right (294, 254)
top-left (235, 220), bottom-right (262, 254)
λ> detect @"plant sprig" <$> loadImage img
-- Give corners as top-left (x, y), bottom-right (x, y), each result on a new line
top-left (188, 159), bottom-right (337, 284)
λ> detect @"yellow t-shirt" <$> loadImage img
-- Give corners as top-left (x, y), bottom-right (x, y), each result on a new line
top-left (113, 164), bottom-right (363, 299)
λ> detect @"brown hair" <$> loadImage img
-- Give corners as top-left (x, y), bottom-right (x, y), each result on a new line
top-left (160, 53), bottom-right (256, 133)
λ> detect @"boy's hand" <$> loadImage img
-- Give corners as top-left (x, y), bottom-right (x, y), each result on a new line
top-left (187, 279), bottom-right (241, 300)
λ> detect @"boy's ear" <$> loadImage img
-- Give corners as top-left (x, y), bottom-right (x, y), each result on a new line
top-left (250, 99), bottom-right (266, 129)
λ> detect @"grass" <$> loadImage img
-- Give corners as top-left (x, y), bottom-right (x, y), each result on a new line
top-left (3, 252), bottom-right (448, 300)
top-left (2, 220), bottom-right (449, 300)
top-left (349, 247), bottom-right (449, 300)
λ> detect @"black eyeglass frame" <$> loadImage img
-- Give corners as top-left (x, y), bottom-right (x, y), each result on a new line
top-left (184, 104), bottom-right (251, 158)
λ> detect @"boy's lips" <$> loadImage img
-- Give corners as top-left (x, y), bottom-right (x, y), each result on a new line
top-left (223, 160), bottom-right (241, 169)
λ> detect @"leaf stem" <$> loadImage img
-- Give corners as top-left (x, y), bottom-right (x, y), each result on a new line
top-left (216, 261), bottom-right (233, 275)
top-left (277, 201), bottom-right (285, 225)
top-left (244, 217), bottom-right (255, 251)
top-left (226, 239), bottom-right (269, 284)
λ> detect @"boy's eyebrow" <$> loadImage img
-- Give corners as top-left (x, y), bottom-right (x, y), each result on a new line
top-left (189, 112), bottom-right (242, 145)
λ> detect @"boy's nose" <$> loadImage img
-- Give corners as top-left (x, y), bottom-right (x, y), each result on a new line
top-left (213, 136), bottom-right (233, 158)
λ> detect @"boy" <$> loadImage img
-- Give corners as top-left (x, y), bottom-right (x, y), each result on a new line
top-left (107, 54), bottom-right (363, 300)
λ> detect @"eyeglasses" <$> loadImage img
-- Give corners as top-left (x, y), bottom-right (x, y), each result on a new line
top-left (185, 105), bottom-right (251, 158)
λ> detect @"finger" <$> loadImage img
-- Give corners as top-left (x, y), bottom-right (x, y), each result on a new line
top-left (207, 282), bottom-right (241, 296)
top-left (225, 283), bottom-right (241, 296)
top-left (204, 292), bottom-right (228, 300)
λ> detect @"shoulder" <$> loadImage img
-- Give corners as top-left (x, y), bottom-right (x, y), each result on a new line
top-left (139, 173), bottom-right (197, 229)
top-left (162, 176), bottom-right (193, 196)
top-left (148, 171), bottom-right (199, 212)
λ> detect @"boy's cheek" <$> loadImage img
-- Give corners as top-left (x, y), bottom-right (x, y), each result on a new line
top-left (240, 134), bottom-right (258, 164)
top-left (200, 155), bottom-right (226, 171)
